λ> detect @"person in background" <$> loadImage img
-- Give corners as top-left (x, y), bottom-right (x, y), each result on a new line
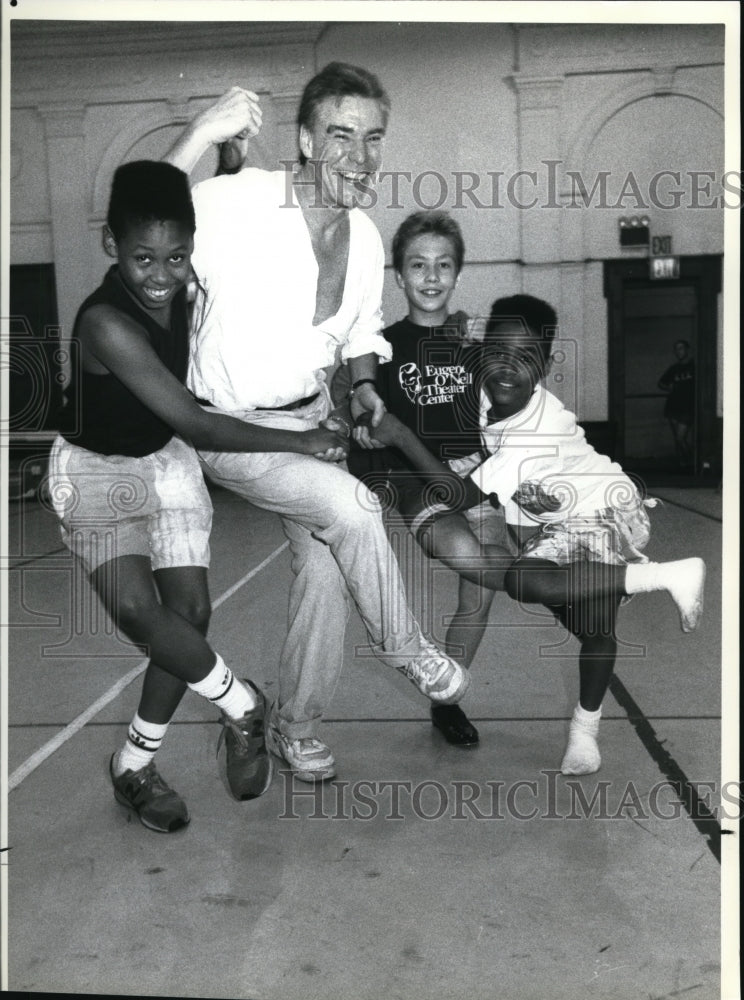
top-left (658, 339), bottom-right (695, 468)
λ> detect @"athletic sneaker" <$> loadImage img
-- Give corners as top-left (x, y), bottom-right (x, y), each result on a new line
top-left (397, 640), bottom-right (471, 705)
top-left (266, 726), bottom-right (337, 783)
top-left (216, 679), bottom-right (273, 800)
top-left (109, 754), bottom-right (190, 833)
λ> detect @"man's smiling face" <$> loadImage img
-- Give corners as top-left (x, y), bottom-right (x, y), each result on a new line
top-left (299, 95), bottom-right (386, 209)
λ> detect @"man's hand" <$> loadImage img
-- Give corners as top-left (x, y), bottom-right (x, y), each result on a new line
top-left (349, 382), bottom-right (387, 449)
top-left (196, 87), bottom-right (263, 147)
top-left (165, 87), bottom-right (263, 172)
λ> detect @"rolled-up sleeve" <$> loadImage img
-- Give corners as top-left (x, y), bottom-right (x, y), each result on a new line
top-left (341, 220), bottom-right (392, 364)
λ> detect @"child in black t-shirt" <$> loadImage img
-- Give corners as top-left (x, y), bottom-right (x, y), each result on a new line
top-left (335, 211), bottom-right (514, 747)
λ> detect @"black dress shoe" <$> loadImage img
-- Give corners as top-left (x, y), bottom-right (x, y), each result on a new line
top-left (431, 704), bottom-right (479, 746)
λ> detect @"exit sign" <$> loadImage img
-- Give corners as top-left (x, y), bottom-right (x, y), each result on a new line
top-left (650, 256), bottom-right (680, 280)
top-left (651, 235), bottom-right (673, 255)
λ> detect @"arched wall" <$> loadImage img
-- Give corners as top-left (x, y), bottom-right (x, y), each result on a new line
top-left (9, 19), bottom-right (728, 420)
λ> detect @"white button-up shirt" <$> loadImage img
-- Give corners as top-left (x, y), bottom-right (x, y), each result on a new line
top-left (188, 168), bottom-right (392, 411)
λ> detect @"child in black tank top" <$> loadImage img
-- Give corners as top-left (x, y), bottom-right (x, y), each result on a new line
top-left (48, 161), bottom-right (349, 832)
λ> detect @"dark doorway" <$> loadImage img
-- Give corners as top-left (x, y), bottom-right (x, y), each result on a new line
top-left (604, 256), bottom-right (722, 486)
top-left (8, 263), bottom-right (62, 433)
top-left (6, 263), bottom-right (62, 501)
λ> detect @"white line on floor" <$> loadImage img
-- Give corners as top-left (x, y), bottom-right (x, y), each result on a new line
top-left (8, 541), bottom-right (289, 791)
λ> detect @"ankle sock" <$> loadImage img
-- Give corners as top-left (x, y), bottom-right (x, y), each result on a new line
top-left (114, 714), bottom-right (169, 776)
top-left (561, 703), bottom-right (602, 776)
top-left (188, 654), bottom-right (256, 720)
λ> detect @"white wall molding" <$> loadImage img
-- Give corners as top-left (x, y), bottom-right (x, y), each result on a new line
top-left (564, 71), bottom-right (724, 171)
top-left (10, 20), bottom-right (325, 61)
top-left (515, 22), bottom-right (724, 75)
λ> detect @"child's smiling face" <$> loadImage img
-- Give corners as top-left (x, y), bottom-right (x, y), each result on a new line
top-left (481, 321), bottom-right (549, 420)
top-left (106, 218), bottom-right (193, 321)
top-left (395, 233), bottom-right (459, 325)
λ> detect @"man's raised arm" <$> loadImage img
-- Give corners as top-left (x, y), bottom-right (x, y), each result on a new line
top-left (163, 87), bottom-right (263, 174)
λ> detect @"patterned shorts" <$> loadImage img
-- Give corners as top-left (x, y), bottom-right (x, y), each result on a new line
top-left (518, 501), bottom-right (657, 567)
top-left (47, 435), bottom-right (213, 574)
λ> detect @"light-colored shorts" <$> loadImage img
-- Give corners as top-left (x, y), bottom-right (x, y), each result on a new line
top-left (517, 501), bottom-right (656, 567)
top-left (46, 434), bottom-right (213, 575)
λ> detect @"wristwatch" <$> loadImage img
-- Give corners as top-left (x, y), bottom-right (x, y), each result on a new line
top-left (348, 377), bottom-right (377, 399)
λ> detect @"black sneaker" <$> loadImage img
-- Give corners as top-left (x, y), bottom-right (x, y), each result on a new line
top-left (109, 755), bottom-right (190, 833)
top-left (216, 679), bottom-right (273, 800)
top-left (431, 704), bottom-right (479, 747)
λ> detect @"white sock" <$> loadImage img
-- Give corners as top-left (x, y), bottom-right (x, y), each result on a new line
top-left (561, 703), bottom-right (602, 776)
top-left (624, 557), bottom-right (705, 632)
top-left (187, 654), bottom-right (256, 720)
top-left (114, 714), bottom-right (169, 776)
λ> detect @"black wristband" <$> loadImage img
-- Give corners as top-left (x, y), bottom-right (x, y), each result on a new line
top-left (350, 377), bottom-right (377, 392)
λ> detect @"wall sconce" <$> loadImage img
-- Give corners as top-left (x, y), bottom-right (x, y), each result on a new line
top-left (618, 215), bottom-right (650, 247)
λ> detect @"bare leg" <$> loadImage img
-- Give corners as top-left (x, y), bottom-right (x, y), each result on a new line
top-left (90, 555), bottom-right (216, 683)
top-left (554, 598), bottom-right (620, 713)
top-left (106, 565), bottom-right (213, 828)
top-left (414, 516), bottom-right (503, 747)
top-left (418, 511), bottom-right (513, 592)
top-left (446, 574), bottom-right (496, 669)
top-left (96, 558), bottom-right (269, 811)
top-left (134, 566), bottom-right (212, 725)
top-left (552, 595), bottom-right (621, 775)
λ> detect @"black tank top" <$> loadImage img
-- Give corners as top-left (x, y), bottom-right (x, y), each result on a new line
top-left (59, 266), bottom-right (189, 457)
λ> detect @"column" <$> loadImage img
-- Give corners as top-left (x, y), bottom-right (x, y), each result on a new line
top-left (38, 103), bottom-right (91, 375)
top-left (511, 75), bottom-right (565, 265)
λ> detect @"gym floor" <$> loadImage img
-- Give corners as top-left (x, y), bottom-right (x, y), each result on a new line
top-left (4, 480), bottom-right (733, 1000)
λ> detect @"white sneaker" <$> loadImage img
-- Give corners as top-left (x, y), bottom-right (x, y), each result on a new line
top-left (267, 726), bottom-right (336, 783)
top-left (397, 640), bottom-right (470, 705)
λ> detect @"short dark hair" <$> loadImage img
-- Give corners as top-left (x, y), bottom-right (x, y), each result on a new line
top-left (485, 295), bottom-right (558, 362)
top-left (107, 160), bottom-right (195, 240)
top-left (392, 211), bottom-right (465, 274)
top-left (298, 62), bottom-right (391, 132)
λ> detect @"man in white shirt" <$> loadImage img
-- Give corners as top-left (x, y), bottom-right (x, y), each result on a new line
top-left (165, 63), bottom-right (469, 782)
